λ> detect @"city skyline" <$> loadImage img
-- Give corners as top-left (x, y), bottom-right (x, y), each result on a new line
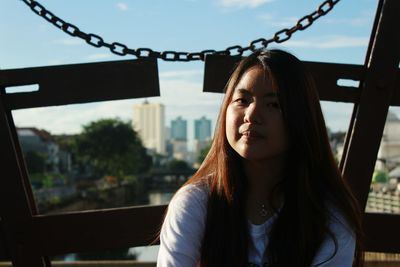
top-left (131, 100), bottom-right (214, 155)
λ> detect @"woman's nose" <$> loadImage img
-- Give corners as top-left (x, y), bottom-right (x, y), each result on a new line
top-left (244, 102), bottom-right (262, 124)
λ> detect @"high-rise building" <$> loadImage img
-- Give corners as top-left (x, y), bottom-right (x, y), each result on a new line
top-left (194, 116), bottom-right (212, 160)
top-left (194, 116), bottom-right (211, 141)
top-left (170, 116), bottom-right (188, 160)
top-left (132, 100), bottom-right (166, 155)
top-left (171, 116), bottom-right (187, 141)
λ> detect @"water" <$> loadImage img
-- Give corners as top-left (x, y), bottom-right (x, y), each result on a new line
top-left (63, 253), bottom-right (77, 261)
top-left (131, 191), bottom-right (174, 262)
top-left (129, 245), bottom-right (160, 262)
top-left (62, 191), bottom-right (173, 262)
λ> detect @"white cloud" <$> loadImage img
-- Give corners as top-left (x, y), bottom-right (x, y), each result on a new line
top-left (52, 38), bottom-right (85, 46)
top-left (322, 10), bottom-right (373, 27)
top-left (159, 69), bottom-right (203, 79)
top-left (47, 59), bottom-right (63, 65)
top-left (258, 12), bottom-right (372, 29)
top-left (320, 101), bottom-right (353, 132)
top-left (12, 99), bottom-right (140, 135)
top-left (159, 78), bottom-right (224, 109)
top-left (282, 36), bottom-right (369, 49)
top-left (116, 2), bottom-right (128, 11)
top-left (257, 13), bottom-right (298, 27)
top-left (218, 0), bottom-right (274, 9)
top-left (322, 17), bottom-right (370, 27)
top-left (86, 53), bottom-right (113, 60)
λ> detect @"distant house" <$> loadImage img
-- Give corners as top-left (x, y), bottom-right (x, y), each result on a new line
top-left (376, 111), bottom-right (400, 171)
top-left (54, 134), bottom-right (75, 174)
top-left (17, 127), bottom-right (62, 173)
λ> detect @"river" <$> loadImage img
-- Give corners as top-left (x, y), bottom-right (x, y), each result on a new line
top-left (62, 191), bottom-right (174, 262)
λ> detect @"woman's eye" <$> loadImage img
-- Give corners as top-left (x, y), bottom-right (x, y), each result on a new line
top-left (235, 98), bottom-right (248, 105)
top-left (267, 102), bottom-right (280, 109)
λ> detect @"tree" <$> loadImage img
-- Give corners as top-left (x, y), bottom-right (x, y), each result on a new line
top-left (372, 170), bottom-right (389, 184)
top-left (25, 151), bottom-right (46, 173)
top-left (329, 130), bottom-right (346, 144)
top-left (168, 159), bottom-right (190, 171)
top-left (197, 142), bottom-right (212, 164)
top-left (72, 118), bottom-right (152, 180)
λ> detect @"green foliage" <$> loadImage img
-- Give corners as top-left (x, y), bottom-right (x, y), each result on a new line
top-left (42, 173), bottom-right (54, 188)
top-left (25, 151), bottom-right (46, 173)
top-left (30, 173), bottom-right (56, 189)
top-left (72, 118), bottom-right (152, 179)
top-left (168, 159), bottom-right (190, 171)
top-left (30, 172), bottom-right (67, 189)
top-left (329, 131), bottom-right (346, 143)
top-left (123, 175), bottom-right (138, 184)
top-left (49, 196), bottom-right (61, 206)
top-left (197, 142), bottom-right (212, 164)
top-left (30, 173), bottom-right (44, 189)
top-left (372, 170), bottom-right (389, 184)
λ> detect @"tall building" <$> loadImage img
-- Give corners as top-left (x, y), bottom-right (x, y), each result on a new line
top-left (132, 100), bottom-right (166, 155)
top-left (194, 116), bottom-right (211, 142)
top-left (170, 116), bottom-right (188, 160)
top-left (194, 116), bottom-right (212, 160)
top-left (171, 116), bottom-right (187, 141)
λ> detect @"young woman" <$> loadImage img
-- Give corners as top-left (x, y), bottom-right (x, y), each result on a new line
top-left (157, 49), bottom-right (363, 267)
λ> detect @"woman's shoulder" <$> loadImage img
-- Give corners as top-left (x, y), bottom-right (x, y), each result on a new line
top-left (166, 182), bottom-right (209, 221)
top-left (171, 182), bottom-right (209, 205)
top-left (158, 183), bottom-right (210, 266)
top-left (311, 204), bottom-right (356, 266)
top-left (325, 204), bottom-right (354, 238)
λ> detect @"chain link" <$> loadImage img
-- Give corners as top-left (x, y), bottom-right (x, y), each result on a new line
top-left (21, 0), bottom-right (340, 61)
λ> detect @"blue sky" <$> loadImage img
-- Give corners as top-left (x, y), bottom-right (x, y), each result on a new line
top-left (2, 0), bottom-right (396, 148)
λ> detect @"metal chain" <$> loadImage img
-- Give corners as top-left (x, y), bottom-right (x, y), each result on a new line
top-left (21, 0), bottom-right (340, 61)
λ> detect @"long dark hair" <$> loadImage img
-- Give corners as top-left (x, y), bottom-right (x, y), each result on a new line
top-left (186, 49), bottom-right (363, 267)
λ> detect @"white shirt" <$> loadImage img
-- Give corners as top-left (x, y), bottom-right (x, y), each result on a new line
top-left (157, 184), bottom-right (356, 267)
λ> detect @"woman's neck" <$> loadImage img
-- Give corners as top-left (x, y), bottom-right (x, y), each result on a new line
top-left (243, 156), bottom-right (285, 224)
top-left (244, 156), bottom-right (285, 198)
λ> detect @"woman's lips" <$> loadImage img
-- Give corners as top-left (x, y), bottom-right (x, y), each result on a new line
top-left (238, 124), bottom-right (265, 142)
top-left (240, 130), bottom-right (264, 142)
top-left (242, 131), bottom-right (262, 137)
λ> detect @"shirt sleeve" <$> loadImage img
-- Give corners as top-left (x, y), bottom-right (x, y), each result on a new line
top-left (312, 210), bottom-right (356, 267)
top-left (157, 184), bottom-right (208, 267)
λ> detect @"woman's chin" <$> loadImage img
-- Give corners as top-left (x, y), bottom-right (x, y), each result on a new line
top-left (238, 150), bottom-right (269, 161)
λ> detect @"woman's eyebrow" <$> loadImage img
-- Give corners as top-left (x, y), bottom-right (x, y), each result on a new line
top-left (234, 89), bottom-right (277, 98)
top-left (265, 92), bottom-right (278, 98)
top-left (234, 88), bottom-right (251, 95)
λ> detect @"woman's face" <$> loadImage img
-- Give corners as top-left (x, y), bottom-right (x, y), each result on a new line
top-left (225, 65), bottom-right (289, 161)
